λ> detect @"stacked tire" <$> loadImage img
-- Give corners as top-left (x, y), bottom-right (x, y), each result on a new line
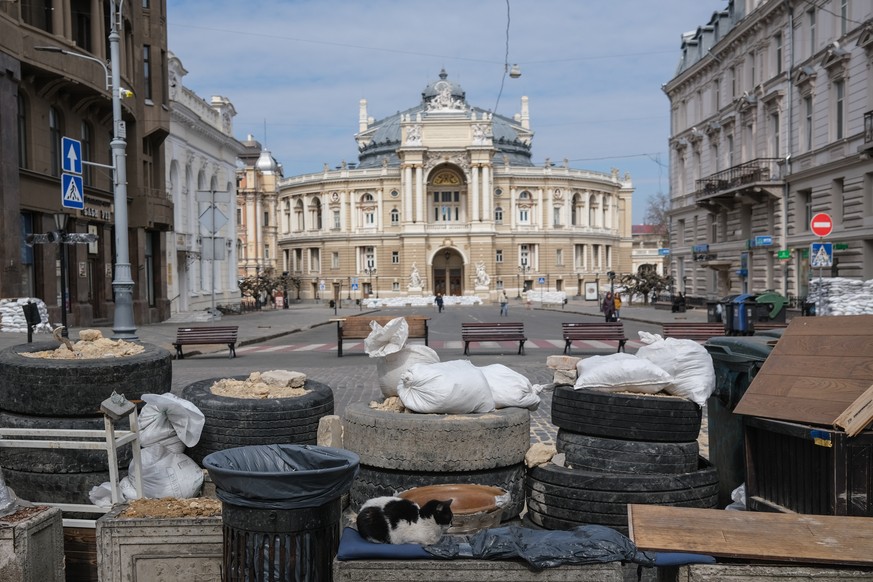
top-left (525, 387), bottom-right (718, 535)
top-left (181, 376), bottom-right (334, 465)
top-left (0, 342), bottom-right (172, 509)
top-left (343, 403), bottom-right (530, 520)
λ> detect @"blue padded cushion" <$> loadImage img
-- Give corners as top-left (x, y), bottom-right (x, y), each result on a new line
top-left (336, 527), bottom-right (432, 560)
top-left (651, 552), bottom-right (717, 567)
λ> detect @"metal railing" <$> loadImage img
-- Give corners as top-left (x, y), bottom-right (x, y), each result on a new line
top-left (695, 158), bottom-right (784, 199)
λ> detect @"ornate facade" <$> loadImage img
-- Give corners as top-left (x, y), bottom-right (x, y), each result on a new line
top-left (236, 137), bottom-right (281, 279)
top-left (1, 0), bottom-right (172, 326)
top-left (165, 53), bottom-right (243, 317)
top-left (664, 0), bottom-right (873, 302)
top-left (276, 70), bottom-right (634, 303)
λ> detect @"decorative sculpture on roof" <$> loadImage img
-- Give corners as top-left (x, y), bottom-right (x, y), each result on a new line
top-left (426, 80), bottom-right (466, 112)
top-left (406, 124), bottom-right (422, 145)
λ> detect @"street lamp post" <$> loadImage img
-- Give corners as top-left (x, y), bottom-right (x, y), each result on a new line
top-left (517, 260), bottom-right (530, 300)
top-left (608, 271), bottom-right (616, 296)
top-left (36, 0), bottom-right (136, 339)
top-left (363, 266), bottom-right (377, 299)
top-left (53, 213), bottom-right (69, 338)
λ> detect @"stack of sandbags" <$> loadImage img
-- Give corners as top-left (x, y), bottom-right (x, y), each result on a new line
top-left (808, 277), bottom-right (873, 316)
top-left (0, 298), bottom-right (52, 333)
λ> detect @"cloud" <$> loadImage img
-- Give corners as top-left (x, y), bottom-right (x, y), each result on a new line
top-left (168, 0), bottom-right (728, 222)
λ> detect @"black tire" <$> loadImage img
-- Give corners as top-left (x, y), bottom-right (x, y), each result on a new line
top-left (555, 430), bottom-right (699, 474)
top-left (349, 463), bottom-right (526, 521)
top-left (342, 403), bottom-right (530, 471)
top-left (0, 342), bottom-right (172, 417)
top-left (551, 387), bottom-right (702, 442)
top-left (524, 458), bottom-right (717, 533)
top-left (181, 376), bottom-right (334, 465)
top-left (2, 467), bottom-right (114, 505)
top-left (0, 411), bottom-right (132, 473)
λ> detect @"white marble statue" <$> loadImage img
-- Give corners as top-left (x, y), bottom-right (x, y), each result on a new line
top-left (409, 263), bottom-right (423, 289)
top-left (475, 261), bottom-right (490, 287)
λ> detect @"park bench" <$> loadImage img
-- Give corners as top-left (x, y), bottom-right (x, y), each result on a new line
top-left (661, 322), bottom-right (726, 341)
top-left (461, 322), bottom-right (527, 356)
top-left (562, 322), bottom-right (627, 354)
top-left (336, 315), bottom-right (430, 357)
top-left (173, 326), bottom-right (239, 359)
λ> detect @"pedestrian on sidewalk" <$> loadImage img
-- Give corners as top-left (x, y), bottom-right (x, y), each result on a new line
top-left (613, 293), bottom-right (622, 320)
top-left (434, 293), bottom-right (444, 313)
top-left (601, 291), bottom-right (616, 322)
top-left (499, 290), bottom-right (509, 316)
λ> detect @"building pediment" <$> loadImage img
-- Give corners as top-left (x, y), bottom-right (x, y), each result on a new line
top-left (858, 23), bottom-right (873, 52)
top-left (793, 65), bottom-right (816, 95)
top-left (821, 45), bottom-right (850, 78)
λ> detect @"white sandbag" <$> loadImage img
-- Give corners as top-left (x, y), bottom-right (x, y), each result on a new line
top-left (123, 445), bottom-right (204, 500)
top-left (635, 333), bottom-right (715, 406)
top-left (139, 393), bottom-right (206, 452)
top-left (376, 344), bottom-right (440, 398)
top-left (398, 360), bottom-right (495, 414)
top-left (478, 363), bottom-right (542, 410)
top-left (364, 317), bottom-right (408, 357)
top-left (574, 353), bottom-right (673, 394)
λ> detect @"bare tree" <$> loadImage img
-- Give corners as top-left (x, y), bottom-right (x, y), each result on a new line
top-left (644, 192), bottom-right (670, 236)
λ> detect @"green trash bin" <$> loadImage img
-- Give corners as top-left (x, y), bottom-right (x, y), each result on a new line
top-left (754, 292), bottom-right (787, 322)
top-left (704, 335), bottom-right (776, 508)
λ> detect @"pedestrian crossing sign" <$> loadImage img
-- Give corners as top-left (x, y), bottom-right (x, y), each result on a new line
top-left (61, 173), bottom-right (84, 209)
top-left (810, 242), bottom-right (833, 268)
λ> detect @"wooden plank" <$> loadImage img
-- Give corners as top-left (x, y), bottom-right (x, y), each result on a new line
top-left (834, 383), bottom-right (873, 437)
top-left (628, 504), bottom-right (873, 566)
top-left (734, 315), bottom-right (873, 424)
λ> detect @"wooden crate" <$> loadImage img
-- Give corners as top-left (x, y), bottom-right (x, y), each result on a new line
top-left (744, 417), bottom-right (873, 515)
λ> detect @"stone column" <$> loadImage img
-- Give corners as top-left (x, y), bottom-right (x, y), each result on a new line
top-left (471, 165), bottom-right (479, 222)
top-left (403, 165), bottom-right (413, 222)
top-left (415, 165), bottom-right (424, 223)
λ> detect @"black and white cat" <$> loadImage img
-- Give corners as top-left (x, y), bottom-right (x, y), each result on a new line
top-left (356, 496), bottom-right (453, 545)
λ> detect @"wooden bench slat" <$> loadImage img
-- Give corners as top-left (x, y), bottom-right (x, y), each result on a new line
top-left (561, 322), bottom-right (627, 354)
top-left (173, 326), bottom-right (238, 359)
top-left (461, 322), bottom-right (526, 355)
top-left (661, 322), bottom-right (726, 341)
top-left (336, 316), bottom-right (430, 357)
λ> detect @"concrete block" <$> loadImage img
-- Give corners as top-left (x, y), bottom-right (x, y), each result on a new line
top-left (96, 504), bottom-right (222, 582)
top-left (0, 505), bottom-right (64, 582)
top-left (671, 564), bottom-right (873, 581)
top-left (546, 355), bottom-right (579, 370)
top-left (318, 414), bottom-right (344, 448)
top-left (333, 559), bottom-right (623, 581)
top-left (553, 369), bottom-right (577, 385)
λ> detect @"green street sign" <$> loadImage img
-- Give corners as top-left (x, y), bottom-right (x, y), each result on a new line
top-left (835, 243), bottom-right (849, 250)
top-left (777, 250), bottom-right (791, 260)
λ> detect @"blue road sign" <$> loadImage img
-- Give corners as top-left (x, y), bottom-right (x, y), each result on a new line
top-left (810, 242), bottom-right (833, 268)
top-left (755, 235), bottom-right (773, 247)
top-left (538, 277), bottom-right (546, 284)
top-left (351, 283), bottom-right (359, 291)
top-left (62, 173), bottom-right (84, 209)
top-left (61, 137), bottom-right (82, 175)
top-left (658, 248), bottom-right (671, 256)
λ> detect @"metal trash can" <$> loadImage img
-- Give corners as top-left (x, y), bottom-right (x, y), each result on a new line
top-left (754, 292), bottom-right (787, 323)
top-left (703, 336), bottom-right (776, 508)
top-left (204, 444), bottom-right (360, 582)
top-left (706, 301), bottom-right (723, 323)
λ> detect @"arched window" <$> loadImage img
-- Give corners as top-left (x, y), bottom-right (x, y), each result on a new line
top-left (495, 206), bottom-right (504, 223)
top-left (49, 107), bottom-right (61, 176)
top-left (361, 193), bottom-right (375, 226)
top-left (390, 208), bottom-right (399, 225)
top-left (571, 193), bottom-right (581, 226)
top-left (429, 169), bottom-right (465, 223)
top-left (518, 191), bottom-right (531, 224)
top-left (309, 198), bottom-right (322, 230)
top-left (295, 199), bottom-right (305, 231)
top-left (283, 200), bottom-right (291, 233)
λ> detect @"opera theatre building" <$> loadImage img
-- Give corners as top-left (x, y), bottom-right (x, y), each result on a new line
top-left (277, 70), bottom-right (633, 303)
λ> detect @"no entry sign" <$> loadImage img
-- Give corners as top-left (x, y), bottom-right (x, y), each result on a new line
top-left (810, 213), bottom-right (833, 238)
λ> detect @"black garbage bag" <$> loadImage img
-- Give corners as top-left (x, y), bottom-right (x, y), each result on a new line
top-left (424, 524), bottom-right (656, 571)
top-left (203, 444), bottom-right (359, 509)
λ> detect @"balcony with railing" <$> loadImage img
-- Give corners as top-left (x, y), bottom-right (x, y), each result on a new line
top-left (694, 158), bottom-right (784, 210)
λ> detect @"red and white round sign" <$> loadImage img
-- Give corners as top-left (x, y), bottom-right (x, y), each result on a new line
top-left (810, 213), bottom-right (833, 237)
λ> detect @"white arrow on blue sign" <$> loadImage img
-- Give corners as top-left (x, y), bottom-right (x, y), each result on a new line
top-left (61, 137), bottom-right (82, 175)
top-left (62, 173), bottom-right (84, 209)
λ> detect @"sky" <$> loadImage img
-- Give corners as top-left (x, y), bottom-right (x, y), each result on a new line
top-left (168, 0), bottom-right (729, 224)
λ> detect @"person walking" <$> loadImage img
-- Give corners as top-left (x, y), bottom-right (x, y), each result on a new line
top-left (601, 291), bottom-right (616, 322)
top-left (499, 290), bottom-right (509, 316)
top-left (434, 293), bottom-right (444, 313)
top-left (613, 293), bottom-right (622, 320)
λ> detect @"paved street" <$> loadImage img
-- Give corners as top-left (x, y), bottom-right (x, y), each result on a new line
top-left (0, 298), bottom-right (710, 447)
